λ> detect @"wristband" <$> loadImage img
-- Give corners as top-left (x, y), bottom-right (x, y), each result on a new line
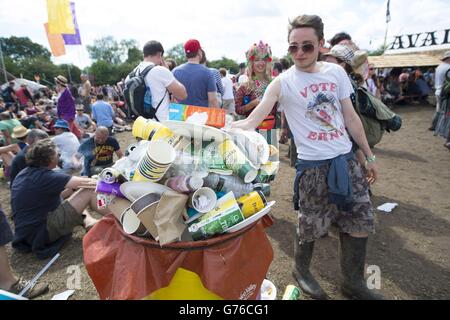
top-left (366, 155), bottom-right (376, 163)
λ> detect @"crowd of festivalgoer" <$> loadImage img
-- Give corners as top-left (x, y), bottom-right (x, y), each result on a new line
top-left (1, 16), bottom-right (449, 299)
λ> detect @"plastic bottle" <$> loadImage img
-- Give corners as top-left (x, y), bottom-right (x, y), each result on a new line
top-left (166, 175), bottom-right (204, 193)
top-left (204, 173), bottom-right (254, 198)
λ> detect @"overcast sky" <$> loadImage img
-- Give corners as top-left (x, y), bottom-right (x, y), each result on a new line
top-left (1, 0), bottom-right (449, 68)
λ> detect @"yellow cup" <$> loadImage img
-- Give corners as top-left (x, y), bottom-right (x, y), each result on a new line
top-left (237, 190), bottom-right (267, 218)
top-left (132, 116), bottom-right (175, 143)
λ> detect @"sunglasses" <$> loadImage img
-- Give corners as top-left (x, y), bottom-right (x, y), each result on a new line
top-left (288, 43), bottom-right (316, 54)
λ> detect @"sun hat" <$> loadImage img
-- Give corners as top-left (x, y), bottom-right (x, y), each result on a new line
top-left (441, 51), bottom-right (450, 61)
top-left (53, 119), bottom-right (70, 130)
top-left (184, 39), bottom-right (201, 54)
top-left (54, 75), bottom-right (68, 87)
top-left (11, 126), bottom-right (30, 139)
top-left (323, 44), bottom-right (355, 65)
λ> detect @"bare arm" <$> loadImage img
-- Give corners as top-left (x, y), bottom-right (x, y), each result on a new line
top-left (65, 176), bottom-right (97, 189)
top-left (208, 92), bottom-right (219, 108)
top-left (341, 97), bottom-right (378, 183)
top-left (167, 80), bottom-right (187, 101)
top-left (115, 149), bottom-right (124, 159)
top-left (231, 77), bottom-right (281, 130)
top-left (2, 130), bottom-right (12, 146)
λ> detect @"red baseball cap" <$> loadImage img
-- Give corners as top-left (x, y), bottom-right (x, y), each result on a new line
top-left (184, 39), bottom-right (201, 54)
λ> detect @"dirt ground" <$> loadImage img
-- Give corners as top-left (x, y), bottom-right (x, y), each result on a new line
top-left (1, 103), bottom-right (449, 300)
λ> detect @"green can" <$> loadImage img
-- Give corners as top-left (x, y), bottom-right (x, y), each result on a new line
top-left (282, 285), bottom-right (301, 300)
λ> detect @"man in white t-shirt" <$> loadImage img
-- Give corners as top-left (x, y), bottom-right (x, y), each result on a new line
top-left (51, 119), bottom-right (81, 172)
top-left (232, 15), bottom-right (382, 300)
top-left (126, 41), bottom-right (187, 121)
top-left (219, 68), bottom-right (236, 115)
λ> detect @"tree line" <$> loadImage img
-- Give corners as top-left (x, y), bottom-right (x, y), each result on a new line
top-left (1, 36), bottom-right (245, 87)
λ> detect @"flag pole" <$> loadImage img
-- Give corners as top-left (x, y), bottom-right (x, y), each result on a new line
top-left (383, 0), bottom-right (391, 54)
top-left (0, 40), bottom-right (8, 83)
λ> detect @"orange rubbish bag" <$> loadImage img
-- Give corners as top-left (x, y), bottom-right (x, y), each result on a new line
top-left (83, 214), bottom-right (274, 300)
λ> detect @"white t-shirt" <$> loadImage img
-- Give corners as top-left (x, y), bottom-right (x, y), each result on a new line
top-left (129, 62), bottom-right (175, 121)
top-left (278, 62), bottom-right (354, 160)
top-left (221, 76), bottom-right (234, 100)
top-left (435, 62), bottom-right (450, 96)
top-left (52, 132), bottom-right (80, 170)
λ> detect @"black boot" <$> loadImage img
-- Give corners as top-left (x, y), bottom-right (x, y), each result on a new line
top-left (339, 233), bottom-right (384, 300)
top-left (292, 238), bottom-right (328, 300)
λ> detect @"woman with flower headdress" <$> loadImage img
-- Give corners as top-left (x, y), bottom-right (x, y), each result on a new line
top-left (235, 41), bottom-right (279, 145)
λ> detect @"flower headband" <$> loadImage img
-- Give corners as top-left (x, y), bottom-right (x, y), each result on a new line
top-left (246, 40), bottom-right (272, 63)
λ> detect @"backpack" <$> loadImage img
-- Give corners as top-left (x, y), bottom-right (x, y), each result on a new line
top-left (353, 81), bottom-right (402, 148)
top-left (123, 64), bottom-right (167, 121)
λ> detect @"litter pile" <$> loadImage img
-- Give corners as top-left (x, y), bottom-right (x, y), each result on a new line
top-left (94, 105), bottom-right (279, 245)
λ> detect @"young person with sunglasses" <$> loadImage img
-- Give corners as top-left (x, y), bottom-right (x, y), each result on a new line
top-left (232, 14), bottom-right (382, 300)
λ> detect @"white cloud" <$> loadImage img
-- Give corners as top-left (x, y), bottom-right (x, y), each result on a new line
top-left (0, 0), bottom-right (449, 69)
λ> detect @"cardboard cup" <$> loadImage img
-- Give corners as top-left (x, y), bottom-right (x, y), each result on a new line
top-left (121, 208), bottom-right (147, 235)
top-left (188, 187), bottom-right (217, 213)
top-left (133, 140), bottom-right (176, 182)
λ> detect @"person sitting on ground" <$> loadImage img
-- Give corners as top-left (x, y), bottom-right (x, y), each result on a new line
top-left (51, 119), bottom-right (81, 172)
top-left (11, 139), bottom-right (109, 259)
top-left (0, 112), bottom-right (22, 146)
top-left (16, 107), bottom-right (50, 133)
top-left (0, 205), bottom-right (49, 298)
top-left (0, 98), bottom-right (6, 112)
top-left (9, 129), bottom-right (49, 187)
top-left (75, 105), bottom-right (96, 137)
top-left (0, 126), bottom-right (30, 178)
top-left (77, 126), bottom-right (123, 177)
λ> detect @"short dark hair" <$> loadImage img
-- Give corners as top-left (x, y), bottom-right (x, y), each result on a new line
top-left (165, 58), bottom-right (177, 71)
top-left (329, 32), bottom-right (352, 47)
top-left (239, 62), bottom-right (246, 69)
top-left (143, 41), bottom-right (164, 57)
top-left (279, 58), bottom-right (291, 70)
top-left (288, 15), bottom-right (324, 41)
top-left (273, 62), bottom-right (283, 73)
top-left (26, 138), bottom-right (57, 167)
top-left (96, 94), bottom-right (104, 100)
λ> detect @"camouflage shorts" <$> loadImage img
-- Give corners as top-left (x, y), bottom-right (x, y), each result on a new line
top-left (295, 159), bottom-right (375, 243)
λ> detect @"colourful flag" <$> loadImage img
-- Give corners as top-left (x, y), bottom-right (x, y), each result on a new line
top-left (62, 2), bottom-right (81, 45)
top-left (44, 23), bottom-right (66, 57)
top-left (47, 0), bottom-right (75, 34)
top-left (386, 0), bottom-right (391, 23)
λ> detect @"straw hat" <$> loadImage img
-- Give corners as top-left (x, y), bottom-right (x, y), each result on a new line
top-left (55, 75), bottom-right (68, 87)
top-left (11, 126), bottom-right (30, 139)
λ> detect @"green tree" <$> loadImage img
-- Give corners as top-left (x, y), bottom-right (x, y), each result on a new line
top-left (126, 47), bottom-right (142, 65)
top-left (0, 36), bottom-right (51, 62)
top-left (88, 60), bottom-right (117, 85)
top-left (166, 43), bottom-right (186, 66)
top-left (87, 36), bottom-right (123, 64)
top-left (87, 36), bottom-right (140, 65)
top-left (16, 56), bottom-right (60, 83)
top-left (57, 64), bottom-right (82, 83)
top-left (208, 57), bottom-right (239, 74)
top-left (368, 45), bottom-right (387, 56)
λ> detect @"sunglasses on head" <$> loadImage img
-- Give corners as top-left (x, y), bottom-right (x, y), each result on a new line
top-left (288, 43), bottom-right (316, 54)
